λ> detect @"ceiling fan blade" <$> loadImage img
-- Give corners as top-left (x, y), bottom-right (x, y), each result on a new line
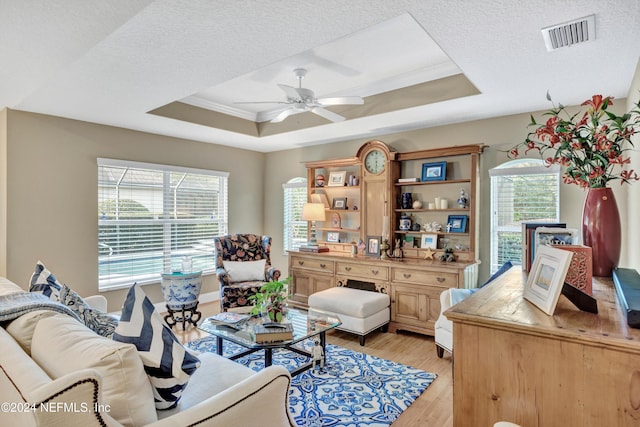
top-left (317, 96), bottom-right (364, 106)
top-left (271, 108), bottom-right (298, 123)
top-left (311, 107), bottom-right (345, 122)
top-left (278, 84), bottom-right (302, 100)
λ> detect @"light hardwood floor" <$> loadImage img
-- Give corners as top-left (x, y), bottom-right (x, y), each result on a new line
top-left (174, 302), bottom-right (454, 426)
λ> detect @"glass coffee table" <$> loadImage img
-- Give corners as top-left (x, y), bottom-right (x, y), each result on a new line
top-left (199, 308), bottom-right (341, 376)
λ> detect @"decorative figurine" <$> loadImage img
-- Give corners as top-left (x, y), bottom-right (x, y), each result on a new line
top-left (446, 222), bottom-right (452, 233)
top-left (311, 337), bottom-right (325, 371)
top-left (412, 200), bottom-right (423, 209)
top-left (394, 239), bottom-right (403, 258)
top-left (457, 188), bottom-right (469, 208)
top-left (440, 247), bottom-right (456, 262)
top-left (315, 174), bottom-right (325, 187)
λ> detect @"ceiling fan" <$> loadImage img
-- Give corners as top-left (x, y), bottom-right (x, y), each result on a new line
top-left (237, 68), bottom-right (364, 123)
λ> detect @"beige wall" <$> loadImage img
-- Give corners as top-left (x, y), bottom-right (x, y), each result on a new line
top-left (3, 110), bottom-right (264, 311)
top-left (0, 108), bottom-right (7, 277)
top-left (627, 59), bottom-right (640, 271)
top-left (266, 106), bottom-right (633, 283)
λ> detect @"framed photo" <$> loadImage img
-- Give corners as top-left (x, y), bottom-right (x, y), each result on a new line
top-left (420, 233), bottom-right (438, 249)
top-left (328, 171), bottom-right (347, 187)
top-left (421, 161), bottom-right (447, 182)
top-left (524, 245), bottom-right (574, 315)
top-left (332, 197), bottom-right (348, 210)
top-left (330, 212), bottom-right (341, 228)
top-left (310, 192), bottom-right (330, 209)
top-left (366, 236), bottom-right (381, 257)
top-left (326, 231), bottom-right (340, 243)
top-left (447, 215), bottom-right (468, 233)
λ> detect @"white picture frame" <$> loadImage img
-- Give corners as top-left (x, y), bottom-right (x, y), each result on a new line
top-left (524, 245), bottom-right (573, 315)
top-left (328, 171), bottom-right (347, 187)
top-left (420, 233), bottom-right (437, 249)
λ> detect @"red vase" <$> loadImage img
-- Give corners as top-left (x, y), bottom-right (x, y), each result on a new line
top-left (581, 187), bottom-right (621, 277)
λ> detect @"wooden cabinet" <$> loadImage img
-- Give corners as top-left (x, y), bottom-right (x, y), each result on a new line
top-left (287, 250), bottom-right (475, 336)
top-left (289, 140), bottom-right (482, 336)
top-left (446, 267), bottom-right (640, 426)
top-left (288, 253), bottom-right (334, 305)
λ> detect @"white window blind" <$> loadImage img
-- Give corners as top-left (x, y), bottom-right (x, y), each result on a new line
top-left (489, 159), bottom-right (560, 273)
top-left (283, 178), bottom-right (308, 252)
top-left (98, 158), bottom-right (228, 290)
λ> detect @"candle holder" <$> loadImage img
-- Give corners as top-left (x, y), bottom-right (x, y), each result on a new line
top-left (380, 239), bottom-right (390, 260)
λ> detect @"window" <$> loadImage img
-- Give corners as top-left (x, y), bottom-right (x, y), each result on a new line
top-left (283, 177), bottom-right (308, 252)
top-left (98, 158), bottom-right (228, 290)
top-left (489, 159), bottom-right (560, 273)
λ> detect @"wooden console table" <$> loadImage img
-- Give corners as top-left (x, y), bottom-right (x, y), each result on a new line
top-left (446, 267), bottom-right (640, 426)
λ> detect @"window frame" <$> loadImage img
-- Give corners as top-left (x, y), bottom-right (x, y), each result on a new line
top-left (283, 177), bottom-right (308, 253)
top-left (97, 158), bottom-right (228, 291)
top-left (489, 159), bottom-right (560, 274)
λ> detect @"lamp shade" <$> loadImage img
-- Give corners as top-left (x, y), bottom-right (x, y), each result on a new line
top-left (301, 203), bottom-right (326, 222)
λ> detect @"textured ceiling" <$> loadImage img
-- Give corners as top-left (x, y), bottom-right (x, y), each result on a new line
top-left (1, 0), bottom-right (639, 152)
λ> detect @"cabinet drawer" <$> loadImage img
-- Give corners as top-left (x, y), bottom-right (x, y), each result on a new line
top-left (336, 262), bottom-right (388, 281)
top-left (391, 268), bottom-right (458, 287)
top-left (290, 256), bottom-right (335, 273)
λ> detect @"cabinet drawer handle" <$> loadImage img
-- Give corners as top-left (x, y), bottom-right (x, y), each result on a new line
top-left (298, 261), bottom-right (304, 266)
top-left (320, 264), bottom-right (326, 269)
top-left (403, 273), bottom-right (411, 279)
top-left (372, 270), bottom-right (379, 275)
top-left (345, 266), bottom-right (352, 272)
top-left (437, 277), bottom-right (445, 283)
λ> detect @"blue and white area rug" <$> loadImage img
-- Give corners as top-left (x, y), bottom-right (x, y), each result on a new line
top-left (187, 336), bottom-right (437, 427)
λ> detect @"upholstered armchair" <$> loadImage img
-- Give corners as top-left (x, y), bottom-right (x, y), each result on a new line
top-left (214, 234), bottom-right (281, 311)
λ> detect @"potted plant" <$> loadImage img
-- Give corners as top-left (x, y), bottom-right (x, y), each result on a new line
top-left (508, 93), bottom-right (640, 276)
top-left (249, 277), bottom-right (291, 322)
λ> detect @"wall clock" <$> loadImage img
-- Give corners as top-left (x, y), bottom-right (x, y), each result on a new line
top-left (364, 149), bottom-right (385, 174)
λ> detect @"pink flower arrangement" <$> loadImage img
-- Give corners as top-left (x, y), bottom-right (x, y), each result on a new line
top-left (509, 93), bottom-right (640, 188)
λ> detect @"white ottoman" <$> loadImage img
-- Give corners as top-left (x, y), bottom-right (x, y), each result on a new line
top-left (308, 287), bottom-right (390, 346)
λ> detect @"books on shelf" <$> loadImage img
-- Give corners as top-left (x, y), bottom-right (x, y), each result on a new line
top-left (208, 312), bottom-right (250, 326)
top-left (299, 245), bottom-right (329, 253)
top-left (397, 177), bottom-right (419, 183)
top-left (253, 322), bottom-right (294, 343)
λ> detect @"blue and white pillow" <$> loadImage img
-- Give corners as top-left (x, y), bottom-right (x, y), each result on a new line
top-left (29, 260), bottom-right (63, 301)
top-left (112, 284), bottom-right (201, 410)
top-left (59, 285), bottom-right (118, 338)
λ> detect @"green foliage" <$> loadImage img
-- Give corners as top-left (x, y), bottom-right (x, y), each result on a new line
top-left (249, 277), bottom-right (291, 322)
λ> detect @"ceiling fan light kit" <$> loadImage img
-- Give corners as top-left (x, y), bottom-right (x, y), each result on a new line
top-left (239, 68), bottom-right (364, 123)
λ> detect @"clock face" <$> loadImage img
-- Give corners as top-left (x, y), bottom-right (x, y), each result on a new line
top-left (364, 149), bottom-right (385, 174)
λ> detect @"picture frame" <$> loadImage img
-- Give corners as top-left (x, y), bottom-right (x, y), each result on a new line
top-left (332, 197), bottom-right (348, 210)
top-left (420, 233), bottom-right (438, 249)
top-left (421, 161), bottom-right (447, 182)
top-left (310, 192), bottom-right (331, 209)
top-left (524, 245), bottom-right (574, 315)
top-left (328, 171), bottom-right (347, 187)
top-left (326, 231), bottom-right (340, 243)
top-left (330, 212), bottom-right (341, 228)
top-left (366, 236), bottom-right (381, 257)
top-left (446, 215), bottom-right (468, 233)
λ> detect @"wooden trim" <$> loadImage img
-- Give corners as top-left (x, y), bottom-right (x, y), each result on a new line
top-left (396, 144), bottom-right (485, 161)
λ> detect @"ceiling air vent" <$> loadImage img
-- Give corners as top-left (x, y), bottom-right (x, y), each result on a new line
top-left (541, 14), bottom-right (595, 51)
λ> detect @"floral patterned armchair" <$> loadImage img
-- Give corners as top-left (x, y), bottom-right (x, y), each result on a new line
top-left (214, 234), bottom-right (281, 311)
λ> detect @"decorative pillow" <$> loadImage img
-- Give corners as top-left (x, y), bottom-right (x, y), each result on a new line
top-left (59, 284), bottom-right (118, 338)
top-left (31, 314), bottom-right (158, 426)
top-left (112, 284), bottom-right (201, 410)
top-left (223, 259), bottom-right (266, 282)
top-left (29, 260), bottom-right (62, 301)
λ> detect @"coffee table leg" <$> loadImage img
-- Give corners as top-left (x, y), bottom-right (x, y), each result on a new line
top-left (216, 336), bottom-right (223, 356)
top-left (320, 331), bottom-right (327, 365)
top-left (265, 348), bottom-right (273, 367)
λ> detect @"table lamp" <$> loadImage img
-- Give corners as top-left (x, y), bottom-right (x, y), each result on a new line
top-left (301, 202), bottom-right (326, 246)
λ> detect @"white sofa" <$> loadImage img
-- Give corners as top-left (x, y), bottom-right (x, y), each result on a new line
top-left (0, 277), bottom-right (295, 427)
